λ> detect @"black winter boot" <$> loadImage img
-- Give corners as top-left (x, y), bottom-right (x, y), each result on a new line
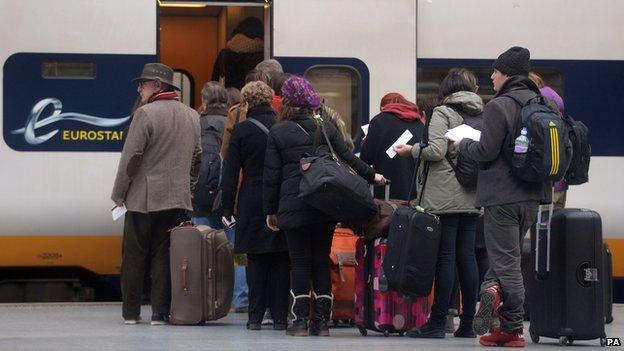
top-left (309, 293), bottom-right (332, 336)
top-left (286, 291), bottom-right (310, 336)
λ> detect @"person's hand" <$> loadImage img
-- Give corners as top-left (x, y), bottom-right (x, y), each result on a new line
top-left (373, 173), bottom-right (387, 186)
top-left (453, 138), bottom-right (463, 148)
top-left (393, 144), bottom-right (413, 157)
top-left (266, 215), bottom-right (279, 232)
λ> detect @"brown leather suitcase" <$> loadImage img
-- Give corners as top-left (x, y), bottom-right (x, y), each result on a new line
top-left (169, 223), bottom-right (234, 324)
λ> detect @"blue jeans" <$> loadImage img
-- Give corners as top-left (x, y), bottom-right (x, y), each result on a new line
top-left (191, 215), bottom-right (221, 228)
top-left (192, 216), bottom-right (249, 309)
top-left (225, 226), bottom-right (249, 309)
top-left (429, 213), bottom-right (479, 326)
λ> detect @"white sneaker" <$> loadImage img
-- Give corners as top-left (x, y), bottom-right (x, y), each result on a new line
top-left (261, 310), bottom-right (273, 325)
top-left (124, 319), bottom-right (139, 325)
top-left (150, 320), bottom-right (167, 326)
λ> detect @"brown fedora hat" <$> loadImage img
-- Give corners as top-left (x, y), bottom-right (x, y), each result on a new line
top-left (132, 62), bottom-right (180, 90)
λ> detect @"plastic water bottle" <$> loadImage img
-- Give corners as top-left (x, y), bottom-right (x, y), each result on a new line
top-left (512, 127), bottom-right (530, 167)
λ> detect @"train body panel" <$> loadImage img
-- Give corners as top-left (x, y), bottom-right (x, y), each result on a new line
top-left (0, 0), bottom-right (622, 300)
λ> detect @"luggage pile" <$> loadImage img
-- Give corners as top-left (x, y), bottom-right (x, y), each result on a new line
top-left (351, 183), bottom-right (439, 336)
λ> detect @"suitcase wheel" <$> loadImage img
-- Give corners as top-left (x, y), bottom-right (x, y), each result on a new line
top-left (606, 315), bottom-right (613, 324)
top-left (358, 327), bottom-right (368, 336)
top-left (399, 331), bottom-right (405, 337)
top-left (600, 337), bottom-right (606, 347)
top-left (559, 336), bottom-right (573, 346)
top-left (530, 331), bottom-right (539, 344)
top-left (383, 330), bottom-right (390, 337)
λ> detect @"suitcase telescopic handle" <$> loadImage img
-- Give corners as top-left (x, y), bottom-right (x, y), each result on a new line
top-left (370, 179), bottom-right (391, 201)
top-left (182, 259), bottom-right (189, 294)
top-left (535, 189), bottom-right (555, 276)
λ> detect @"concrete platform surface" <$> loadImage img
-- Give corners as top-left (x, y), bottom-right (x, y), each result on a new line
top-left (0, 303), bottom-right (622, 350)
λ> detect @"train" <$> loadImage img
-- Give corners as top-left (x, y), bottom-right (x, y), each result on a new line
top-left (0, 0), bottom-right (622, 302)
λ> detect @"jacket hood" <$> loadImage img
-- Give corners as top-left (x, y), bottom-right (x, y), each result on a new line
top-left (226, 33), bottom-right (264, 54)
top-left (496, 75), bottom-right (541, 99)
top-left (442, 91), bottom-right (484, 116)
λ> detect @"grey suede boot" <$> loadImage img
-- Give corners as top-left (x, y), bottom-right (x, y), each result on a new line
top-left (309, 293), bottom-right (332, 337)
top-left (286, 291), bottom-right (310, 336)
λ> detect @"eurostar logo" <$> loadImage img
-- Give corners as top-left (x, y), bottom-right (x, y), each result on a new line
top-left (10, 98), bottom-right (130, 145)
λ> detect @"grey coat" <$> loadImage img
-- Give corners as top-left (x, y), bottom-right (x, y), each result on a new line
top-left (411, 91), bottom-right (483, 214)
top-left (111, 99), bottom-right (202, 213)
top-left (459, 76), bottom-right (544, 207)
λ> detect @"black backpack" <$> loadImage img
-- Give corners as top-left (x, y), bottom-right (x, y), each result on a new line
top-left (505, 95), bottom-right (572, 183)
top-left (194, 118), bottom-right (224, 214)
top-left (562, 114), bottom-right (590, 185)
top-left (445, 104), bottom-right (483, 188)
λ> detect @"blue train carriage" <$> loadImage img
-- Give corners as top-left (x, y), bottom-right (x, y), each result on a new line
top-left (0, 0), bottom-right (622, 303)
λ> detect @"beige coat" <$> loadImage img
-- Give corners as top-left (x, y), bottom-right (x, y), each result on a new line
top-left (411, 91), bottom-right (483, 214)
top-left (111, 99), bottom-right (201, 213)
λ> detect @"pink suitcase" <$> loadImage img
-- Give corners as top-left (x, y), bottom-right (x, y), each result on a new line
top-left (355, 237), bottom-right (430, 336)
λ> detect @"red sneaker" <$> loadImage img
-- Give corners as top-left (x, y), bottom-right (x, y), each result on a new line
top-left (474, 284), bottom-right (502, 335)
top-left (479, 328), bottom-right (525, 347)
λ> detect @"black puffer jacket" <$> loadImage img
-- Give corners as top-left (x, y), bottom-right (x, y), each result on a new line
top-left (263, 111), bottom-right (376, 230)
top-left (222, 105), bottom-right (287, 254)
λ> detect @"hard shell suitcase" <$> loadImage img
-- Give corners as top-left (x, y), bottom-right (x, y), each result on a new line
top-left (330, 227), bottom-right (358, 323)
top-left (528, 207), bottom-right (606, 346)
top-left (169, 224), bottom-right (234, 325)
top-left (603, 243), bottom-right (613, 324)
top-left (382, 206), bottom-right (441, 298)
top-left (355, 237), bottom-right (430, 336)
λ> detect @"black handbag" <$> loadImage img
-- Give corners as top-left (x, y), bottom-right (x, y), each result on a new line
top-left (298, 118), bottom-right (377, 223)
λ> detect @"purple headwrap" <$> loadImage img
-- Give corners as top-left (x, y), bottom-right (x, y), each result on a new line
top-left (540, 86), bottom-right (564, 114)
top-left (281, 76), bottom-right (322, 109)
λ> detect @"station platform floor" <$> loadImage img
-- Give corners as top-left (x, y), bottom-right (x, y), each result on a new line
top-left (0, 303), bottom-right (622, 350)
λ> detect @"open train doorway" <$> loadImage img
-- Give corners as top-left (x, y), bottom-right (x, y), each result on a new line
top-left (157, 0), bottom-right (271, 109)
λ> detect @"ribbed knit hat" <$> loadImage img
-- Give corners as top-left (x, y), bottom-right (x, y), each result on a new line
top-left (493, 46), bottom-right (531, 77)
top-left (281, 76), bottom-right (322, 109)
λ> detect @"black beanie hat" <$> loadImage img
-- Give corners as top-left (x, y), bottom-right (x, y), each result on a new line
top-left (493, 46), bottom-right (531, 76)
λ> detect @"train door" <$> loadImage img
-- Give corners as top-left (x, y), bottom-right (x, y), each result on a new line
top-left (157, 0), bottom-right (271, 109)
top-left (273, 0), bottom-right (417, 145)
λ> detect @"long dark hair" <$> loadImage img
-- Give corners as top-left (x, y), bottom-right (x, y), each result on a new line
top-left (438, 68), bottom-right (478, 101)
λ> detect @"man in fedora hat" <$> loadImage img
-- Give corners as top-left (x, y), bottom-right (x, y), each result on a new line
top-left (111, 62), bottom-right (202, 325)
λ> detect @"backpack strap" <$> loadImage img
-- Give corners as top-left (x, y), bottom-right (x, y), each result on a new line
top-left (247, 117), bottom-right (270, 135)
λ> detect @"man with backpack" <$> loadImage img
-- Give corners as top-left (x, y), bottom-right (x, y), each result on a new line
top-left (455, 47), bottom-right (547, 347)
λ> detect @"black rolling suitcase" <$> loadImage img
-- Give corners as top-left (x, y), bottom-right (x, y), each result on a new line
top-left (381, 206), bottom-right (441, 298)
top-left (603, 243), bottom-right (613, 324)
top-left (528, 206), bottom-right (606, 346)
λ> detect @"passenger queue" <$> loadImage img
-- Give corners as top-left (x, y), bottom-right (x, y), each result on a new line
top-left (110, 44), bottom-right (591, 348)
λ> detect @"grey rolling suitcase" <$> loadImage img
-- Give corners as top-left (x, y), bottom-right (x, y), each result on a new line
top-left (169, 223), bottom-right (234, 324)
top-left (528, 207), bottom-right (606, 346)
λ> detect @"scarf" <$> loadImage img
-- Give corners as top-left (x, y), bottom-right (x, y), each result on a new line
top-left (381, 103), bottom-right (423, 121)
top-left (148, 91), bottom-right (179, 103)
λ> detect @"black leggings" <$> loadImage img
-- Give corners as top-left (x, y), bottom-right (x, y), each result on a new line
top-left (284, 222), bottom-right (336, 296)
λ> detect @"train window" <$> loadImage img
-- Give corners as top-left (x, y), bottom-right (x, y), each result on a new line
top-left (41, 61), bottom-right (96, 79)
top-left (305, 66), bottom-right (362, 138)
top-left (173, 70), bottom-right (194, 107)
top-left (417, 66), bottom-right (564, 106)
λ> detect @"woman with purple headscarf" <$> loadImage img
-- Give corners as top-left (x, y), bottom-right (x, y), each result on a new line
top-left (529, 72), bottom-right (568, 208)
top-left (262, 76), bottom-right (386, 337)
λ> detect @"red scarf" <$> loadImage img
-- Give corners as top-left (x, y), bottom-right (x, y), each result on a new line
top-left (148, 91), bottom-right (179, 103)
top-left (381, 103), bottom-right (423, 121)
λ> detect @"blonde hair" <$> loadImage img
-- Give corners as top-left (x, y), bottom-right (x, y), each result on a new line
top-left (241, 81), bottom-right (274, 108)
top-left (529, 72), bottom-right (545, 88)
